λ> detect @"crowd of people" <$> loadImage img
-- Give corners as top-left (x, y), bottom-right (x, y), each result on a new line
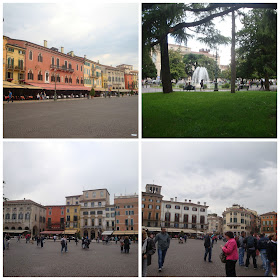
top-left (142, 227), bottom-right (277, 277)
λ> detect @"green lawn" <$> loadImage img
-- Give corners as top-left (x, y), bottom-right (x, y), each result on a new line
top-left (142, 91), bottom-right (277, 138)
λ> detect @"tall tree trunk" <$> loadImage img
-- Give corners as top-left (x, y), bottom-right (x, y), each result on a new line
top-left (231, 11), bottom-right (236, 93)
top-left (160, 35), bottom-right (173, 93)
top-left (265, 72), bottom-right (270, 91)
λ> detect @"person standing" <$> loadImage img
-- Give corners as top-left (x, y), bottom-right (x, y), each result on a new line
top-left (200, 79), bottom-right (204, 91)
top-left (204, 233), bottom-right (212, 262)
top-left (75, 236), bottom-right (78, 245)
top-left (184, 234), bottom-right (187, 243)
top-left (238, 231), bottom-right (246, 266)
top-left (221, 231), bottom-right (239, 277)
top-left (36, 235), bottom-right (40, 246)
top-left (267, 233), bottom-right (277, 277)
top-left (244, 231), bottom-right (258, 269)
top-left (142, 230), bottom-right (156, 277)
top-left (7, 90), bottom-right (13, 103)
top-left (124, 236), bottom-right (130, 253)
top-left (154, 227), bottom-right (170, 272)
top-left (258, 233), bottom-right (269, 271)
top-left (40, 235), bottom-right (44, 248)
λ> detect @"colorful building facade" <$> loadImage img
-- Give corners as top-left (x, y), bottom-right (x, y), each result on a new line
top-left (260, 211), bottom-right (277, 235)
top-left (45, 205), bottom-right (66, 232)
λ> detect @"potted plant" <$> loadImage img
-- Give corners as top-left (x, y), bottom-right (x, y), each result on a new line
top-left (90, 88), bottom-right (95, 99)
top-left (7, 78), bottom-right (13, 82)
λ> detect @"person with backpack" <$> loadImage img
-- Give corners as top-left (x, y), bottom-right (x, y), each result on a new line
top-left (258, 233), bottom-right (269, 271)
top-left (238, 231), bottom-right (246, 266)
top-left (244, 231), bottom-right (258, 269)
top-left (221, 231), bottom-right (239, 276)
top-left (142, 230), bottom-right (156, 277)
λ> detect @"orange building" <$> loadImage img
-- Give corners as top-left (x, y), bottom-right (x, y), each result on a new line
top-left (114, 194), bottom-right (138, 236)
top-left (260, 211), bottom-right (277, 235)
top-left (45, 205), bottom-right (66, 233)
top-left (142, 184), bottom-right (163, 229)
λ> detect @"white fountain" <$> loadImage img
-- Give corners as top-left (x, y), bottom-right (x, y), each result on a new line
top-left (191, 67), bottom-right (209, 88)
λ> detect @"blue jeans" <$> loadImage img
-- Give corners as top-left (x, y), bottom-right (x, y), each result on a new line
top-left (264, 260), bottom-right (271, 276)
top-left (239, 247), bottom-right (245, 265)
top-left (204, 247), bottom-right (212, 261)
top-left (260, 249), bottom-right (268, 269)
top-left (158, 248), bottom-right (167, 268)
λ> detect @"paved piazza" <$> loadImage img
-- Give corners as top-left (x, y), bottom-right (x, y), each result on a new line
top-left (4, 239), bottom-right (138, 277)
top-left (3, 96), bottom-right (138, 138)
top-left (147, 239), bottom-right (267, 277)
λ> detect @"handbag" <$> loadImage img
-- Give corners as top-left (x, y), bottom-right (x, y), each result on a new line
top-left (220, 251), bottom-right (227, 263)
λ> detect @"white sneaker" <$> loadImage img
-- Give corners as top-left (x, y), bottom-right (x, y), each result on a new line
top-left (158, 268), bottom-right (162, 272)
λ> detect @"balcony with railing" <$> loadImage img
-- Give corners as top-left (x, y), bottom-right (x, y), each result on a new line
top-left (7, 64), bottom-right (14, 70)
top-left (50, 64), bottom-right (74, 73)
top-left (14, 65), bottom-right (26, 72)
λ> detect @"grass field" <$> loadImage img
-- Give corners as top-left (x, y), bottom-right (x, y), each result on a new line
top-left (142, 90), bottom-right (277, 138)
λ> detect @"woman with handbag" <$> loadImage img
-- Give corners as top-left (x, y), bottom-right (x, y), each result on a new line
top-left (220, 232), bottom-right (238, 276)
top-left (142, 230), bottom-right (156, 277)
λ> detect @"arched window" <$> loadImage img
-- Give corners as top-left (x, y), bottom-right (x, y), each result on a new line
top-left (28, 70), bottom-right (33, 80)
top-left (25, 212), bottom-right (30, 220)
top-left (69, 77), bottom-right (72, 84)
top-left (38, 71), bottom-right (43, 81)
top-left (29, 50), bottom-right (33, 60)
top-left (5, 226), bottom-right (9, 230)
top-left (25, 227), bottom-right (29, 230)
top-left (11, 227), bottom-right (15, 230)
top-left (65, 76), bottom-right (68, 83)
top-left (18, 213), bottom-right (23, 219)
top-left (18, 227), bottom-right (22, 230)
top-left (12, 213), bottom-right (17, 219)
top-left (51, 74), bottom-right (55, 82)
top-left (5, 213), bottom-right (10, 219)
top-left (76, 78), bottom-right (79, 84)
top-left (38, 53), bottom-right (43, 62)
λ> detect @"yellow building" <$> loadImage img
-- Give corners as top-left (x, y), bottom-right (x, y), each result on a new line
top-left (4, 38), bottom-right (26, 84)
top-left (131, 70), bottom-right (138, 90)
top-left (65, 195), bottom-right (82, 235)
top-left (84, 58), bottom-right (92, 89)
top-left (93, 63), bottom-right (103, 91)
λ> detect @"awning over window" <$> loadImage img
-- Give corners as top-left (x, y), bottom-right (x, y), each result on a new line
top-left (101, 231), bottom-right (114, 235)
top-left (40, 231), bottom-right (64, 235)
top-left (63, 230), bottom-right (78, 234)
top-left (4, 229), bottom-right (30, 233)
top-left (112, 231), bottom-right (138, 235)
top-left (26, 82), bottom-right (90, 91)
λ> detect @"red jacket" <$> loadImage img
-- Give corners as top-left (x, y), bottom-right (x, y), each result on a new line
top-left (222, 238), bottom-right (238, 261)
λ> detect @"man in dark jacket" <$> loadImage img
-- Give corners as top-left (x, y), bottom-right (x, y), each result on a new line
top-left (142, 230), bottom-right (156, 277)
top-left (267, 233), bottom-right (277, 277)
top-left (155, 227), bottom-right (170, 272)
top-left (244, 231), bottom-right (258, 269)
top-left (258, 233), bottom-right (269, 270)
top-left (204, 233), bottom-right (212, 262)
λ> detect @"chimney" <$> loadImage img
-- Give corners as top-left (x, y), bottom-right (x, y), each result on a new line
top-left (204, 202), bottom-right (206, 206)
top-left (70, 51), bottom-right (74, 57)
top-left (197, 201), bottom-right (200, 205)
top-left (170, 198), bottom-right (174, 202)
top-left (84, 55), bottom-right (87, 59)
top-left (61, 47), bottom-right (64, 53)
top-left (175, 197), bottom-right (177, 202)
top-left (185, 199), bottom-right (187, 202)
top-left (189, 200), bottom-right (191, 203)
top-left (44, 40), bottom-right (47, 48)
top-left (24, 198), bottom-right (25, 200)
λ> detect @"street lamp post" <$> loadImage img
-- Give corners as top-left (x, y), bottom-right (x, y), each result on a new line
top-left (214, 49), bottom-right (219, 91)
top-left (54, 69), bottom-right (57, 101)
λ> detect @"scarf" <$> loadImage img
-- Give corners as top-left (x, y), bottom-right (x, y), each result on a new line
top-left (142, 237), bottom-right (148, 254)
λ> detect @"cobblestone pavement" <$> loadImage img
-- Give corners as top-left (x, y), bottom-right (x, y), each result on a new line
top-left (3, 96), bottom-right (138, 138)
top-left (146, 239), bottom-right (267, 277)
top-left (4, 239), bottom-right (138, 277)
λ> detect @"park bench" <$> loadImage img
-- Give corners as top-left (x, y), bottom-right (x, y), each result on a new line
top-left (183, 85), bottom-right (196, 91)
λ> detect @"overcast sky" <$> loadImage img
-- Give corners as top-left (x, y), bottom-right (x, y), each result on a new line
top-left (169, 7), bottom-right (247, 65)
top-left (4, 141), bottom-right (138, 205)
top-left (3, 2), bottom-right (138, 69)
top-left (142, 142), bottom-right (277, 216)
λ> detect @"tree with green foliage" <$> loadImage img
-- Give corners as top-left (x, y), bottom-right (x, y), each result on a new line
top-left (90, 88), bottom-right (95, 97)
top-left (236, 9), bottom-right (277, 90)
top-left (142, 45), bottom-right (157, 79)
top-left (142, 3), bottom-right (277, 93)
top-left (169, 49), bottom-right (186, 82)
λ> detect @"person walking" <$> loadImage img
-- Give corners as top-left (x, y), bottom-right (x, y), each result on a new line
top-left (61, 236), bottom-right (67, 253)
top-left (40, 235), bottom-right (44, 248)
top-left (244, 231), bottom-right (258, 269)
top-left (142, 230), bottom-right (156, 277)
top-left (17, 235), bottom-right (20, 242)
top-left (7, 90), bottom-right (13, 103)
top-left (258, 233), bottom-right (269, 271)
top-left (154, 227), bottom-right (170, 272)
top-left (260, 79), bottom-right (265, 90)
top-left (36, 235), bottom-right (40, 246)
top-left (221, 231), bottom-right (239, 277)
top-left (115, 236), bottom-right (118, 244)
top-left (120, 237), bottom-right (124, 253)
top-left (204, 233), bottom-right (212, 262)
top-left (184, 234), bottom-right (187, 243)
top-left (238, 231), bottom-right (246, 266)
top-left (75, 236), bottom-right (78, 245)
top-left (267, 233), bottom-right (277, 277)
top-left (124, 236), bottom-right (130, 253)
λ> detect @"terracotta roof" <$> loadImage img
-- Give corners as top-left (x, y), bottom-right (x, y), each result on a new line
top-left (260, 212), bottom-right (277, 216)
